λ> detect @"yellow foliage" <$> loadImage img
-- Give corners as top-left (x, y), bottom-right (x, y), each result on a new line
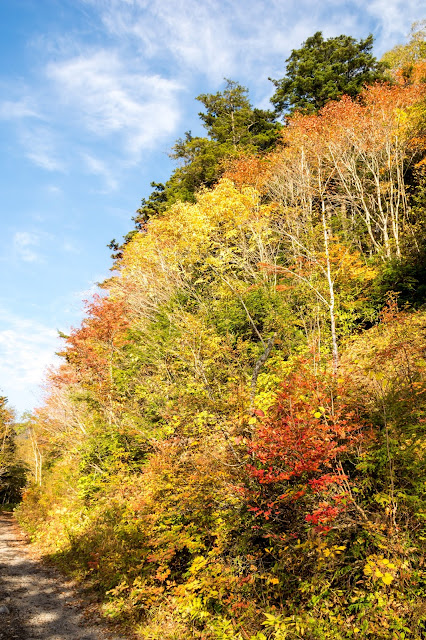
top-left (111, 179), bottom-right (274, 328)
top-left (363, 555), bottom-right (398, 586)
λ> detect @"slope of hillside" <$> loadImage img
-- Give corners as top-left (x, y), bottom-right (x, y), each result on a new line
top-left (13, 47), bottom-right (426, 640)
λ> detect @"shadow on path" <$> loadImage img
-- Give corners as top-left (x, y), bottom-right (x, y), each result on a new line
top-left (0, 513), bottom-right (124, 640)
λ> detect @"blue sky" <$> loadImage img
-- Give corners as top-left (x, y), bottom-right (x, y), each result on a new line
top-left (0, 0), bottom-right (423, 415)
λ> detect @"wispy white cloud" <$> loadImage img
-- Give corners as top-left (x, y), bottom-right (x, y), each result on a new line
top-left (86, 0), bottom-right (259, 80)
top-left (62, 240), bottom-right (80, 254)
top-left (12, 229), bottom-right (58, 263)
top-left (84, 0), bottom-right (423, 89)
top-left (45, 185), bottom-right (63, 196)
top-left (0, 99), bottom-right (40, 120)
top-left (361, 0), bottom-right (423, 53)
top-left (0, 308), bottom-right (61, 415)
top-left (82, 152), bottom-right (118, 191)
top-left (47, 49), bottom-right (182, 160)
top-left (13, 231), bottom-right (43, 263)
top-left (20, 126), bottom-right (66, 172)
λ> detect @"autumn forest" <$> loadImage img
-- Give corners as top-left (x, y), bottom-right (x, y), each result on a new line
top-left (1, 25), bottom-right (426, 639)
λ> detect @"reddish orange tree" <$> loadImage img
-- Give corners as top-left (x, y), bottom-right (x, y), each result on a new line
top-left (61, 294), bottom-right (129, 422)
top-left (247, 361), bottom-right (368, 533)
top-left (222, 154), bottom-right (275, 192)
top-left (269, 82), bottom-right (425, 258)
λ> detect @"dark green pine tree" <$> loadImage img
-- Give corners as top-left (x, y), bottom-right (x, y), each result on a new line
top-left (196, 79), bottom-right (279, 151)
top-left (131, 79), bottom-right (281, 233)
top-left (270, 32), bottom-right (387, 116)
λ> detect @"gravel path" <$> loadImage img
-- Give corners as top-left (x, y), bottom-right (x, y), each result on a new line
top-left (0, 512), bottom-right (127, 640)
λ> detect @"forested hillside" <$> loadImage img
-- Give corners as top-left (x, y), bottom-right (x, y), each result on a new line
top-left (11, 27), bottom-right (426, 639)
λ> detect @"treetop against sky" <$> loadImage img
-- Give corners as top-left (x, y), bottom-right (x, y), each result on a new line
top-left (0, 0), bottom-right (423, 414)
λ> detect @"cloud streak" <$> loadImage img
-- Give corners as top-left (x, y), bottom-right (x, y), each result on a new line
top-left (0, 308), bottom-right (61, 415)
top-left (47, 50), bottom-right (182, 160)
top-left (13, 231), bottom-right (43, 263)
top-left (0, 99), bottom-right (41, 120)
top-left (82, 152), bottom-right (119, 191)
top-left (85, 0), bottom-right (423, 84)
top-left (20, 126), bottom-right (66, 172)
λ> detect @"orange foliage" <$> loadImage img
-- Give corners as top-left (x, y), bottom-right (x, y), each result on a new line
top-left (266, 82), bottom-right (425, 259)
top-left (64, 294), bottom-right (129, 390)
top-left (222, 154), bottom-right (275, 192)
top-left (393, 59), bottom-right (426, 85)
top-left (279, 82), bottom-right (425, 154)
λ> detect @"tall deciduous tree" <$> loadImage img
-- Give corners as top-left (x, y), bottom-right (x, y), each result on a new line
top-left (132, 80), bottom-right (280, 232)
top-left (61, 294), bottom-right (130, 424)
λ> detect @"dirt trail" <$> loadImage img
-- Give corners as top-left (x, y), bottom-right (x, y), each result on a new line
top-left (0, 512), bottom-right (127, 640)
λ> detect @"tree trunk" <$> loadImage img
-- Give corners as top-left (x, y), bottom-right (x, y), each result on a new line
top-left (322, 202), bottom-right (339, 372)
